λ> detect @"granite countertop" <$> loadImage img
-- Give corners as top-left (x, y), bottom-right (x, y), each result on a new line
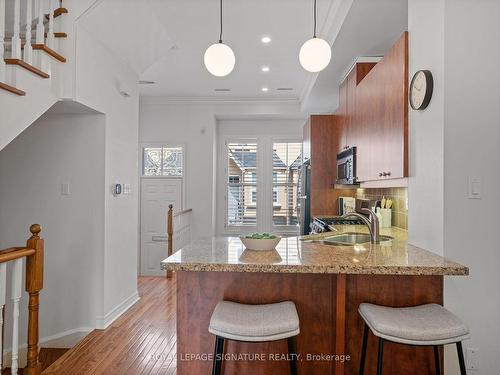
top-left (161, 226), bottom-right (469, 276)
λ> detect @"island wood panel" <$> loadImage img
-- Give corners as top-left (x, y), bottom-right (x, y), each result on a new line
top-left (176, 272), bottom-right (444, 375)
top-left (355, 32), bottom-right (409, 181)
top-left (176, 271), bottom-right (337, 375)
top-left (344, 275), bottom-right (443, 375)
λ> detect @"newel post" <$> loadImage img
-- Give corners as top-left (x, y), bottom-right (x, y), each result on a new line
top-left (166, 205), bottom-right (173, 279)
top-left (25, 224), bottom-right (43, 375)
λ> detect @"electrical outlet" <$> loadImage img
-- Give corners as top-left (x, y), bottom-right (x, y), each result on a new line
top-left (61, 183), bottom-right (70, 196)
top-left (468, 176), bottom-right (482, 199)
top-left (467, 348), bottom-right (479, 370)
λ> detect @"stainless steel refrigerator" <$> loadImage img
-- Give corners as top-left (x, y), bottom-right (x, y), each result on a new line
top-left (297, 159), bottom-right (311, 235)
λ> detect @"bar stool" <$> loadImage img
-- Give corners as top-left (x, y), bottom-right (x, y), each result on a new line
top-left (209, 300), bottom-right (300, 375)
top-left (358, 303), bottom-right (470, 375)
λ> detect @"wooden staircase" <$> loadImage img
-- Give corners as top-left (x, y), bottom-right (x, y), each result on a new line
top-left (0, 1), bottom-right (68, 96)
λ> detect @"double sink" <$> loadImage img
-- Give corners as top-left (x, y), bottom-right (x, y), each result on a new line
top-left (315, 232), bottom-right (393, 246)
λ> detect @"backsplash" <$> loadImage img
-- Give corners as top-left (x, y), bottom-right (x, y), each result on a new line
top-left (356, 187), bottom-right (408, 230)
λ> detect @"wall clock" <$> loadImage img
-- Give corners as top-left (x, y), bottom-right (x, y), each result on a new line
top-left (409, 70), bottom-right (433, 110)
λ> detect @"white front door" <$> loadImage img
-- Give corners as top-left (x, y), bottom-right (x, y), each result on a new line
top-left (140, 178), bottom-right (182, 276)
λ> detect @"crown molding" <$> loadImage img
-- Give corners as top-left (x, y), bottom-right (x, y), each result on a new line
top-left (140, 96), bottom-right (302, 106)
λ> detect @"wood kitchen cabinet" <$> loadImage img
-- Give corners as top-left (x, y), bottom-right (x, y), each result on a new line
top-left (303, 115), bottom-right (353, 216)
top-left (336, 62), bottom-right (376, 154)
top-left (355, 32), bottom-right (408, 181)
top-left (335, 33), bottom-right (408, 182)
top-left (336, 80), bottom-right (348, 153)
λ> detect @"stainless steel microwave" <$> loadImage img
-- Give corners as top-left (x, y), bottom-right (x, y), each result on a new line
top-left (336, 147), bottom-right (357, 185)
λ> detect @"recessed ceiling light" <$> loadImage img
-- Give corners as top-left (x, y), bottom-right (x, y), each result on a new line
top-left (261, 36), bottom-right (271, 44)
top-left (261, 66), bottom-right (270, 72)
top-left (261, 87), bottom-right (269, 92)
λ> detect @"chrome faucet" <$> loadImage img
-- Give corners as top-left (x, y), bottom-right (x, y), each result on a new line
top-left (339, 208), bottom-right (380, 244)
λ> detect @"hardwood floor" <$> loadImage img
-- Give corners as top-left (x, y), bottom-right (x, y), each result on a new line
top-left (43, 276), bottom-right (177, 375)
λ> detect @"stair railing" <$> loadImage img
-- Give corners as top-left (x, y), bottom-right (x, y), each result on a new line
top-left (0, 224), bottom-right (44, 375)
top-left (166, 205), bottom-right (193, 278)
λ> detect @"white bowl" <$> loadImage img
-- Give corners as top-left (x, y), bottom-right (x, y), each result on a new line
top-left (240, 236), bottom-right (281, 251)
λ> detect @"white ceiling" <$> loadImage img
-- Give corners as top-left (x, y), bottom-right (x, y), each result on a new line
top-left (79, 0), bottom-right (340, 101)
top-left (79, 0), bottom-right (407, 111)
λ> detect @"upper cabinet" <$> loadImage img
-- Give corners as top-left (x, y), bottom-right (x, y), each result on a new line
top-left (356, 32), bottom-right (408, 181)
top-left (337, 62), bottom-right (376, 154)
top-left (335, 32), bottom-right (409, 182)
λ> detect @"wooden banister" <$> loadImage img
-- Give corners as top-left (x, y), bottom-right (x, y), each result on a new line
top-left (25, 224), bottom-right (43, 375)
top-left (0, 247), bottom-right (35, 263)
top-left (166, 205), bottom-right (173, 279)
top-left (0, 225), bottom-right (43, 375)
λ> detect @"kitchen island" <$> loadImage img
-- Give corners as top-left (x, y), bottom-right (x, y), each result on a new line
top-left (161, 226), bottom-right (468, 375)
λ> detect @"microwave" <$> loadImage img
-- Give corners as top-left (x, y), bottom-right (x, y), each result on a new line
top-left (336, 147), bottom-right (357, 185)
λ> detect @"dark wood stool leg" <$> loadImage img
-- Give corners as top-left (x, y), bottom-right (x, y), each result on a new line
top-left (359, 323), bottom-right (369, 375)
top-left (456, 342), bottom-right (467, 375)
top-left (377, 338), bottom-right (384, 375)
top-left (212, 336), bottom-right (225, 375)
top-left (287, 336), bottom-right (298, 375)
top-left (434, 346), bottom-right (441, 375)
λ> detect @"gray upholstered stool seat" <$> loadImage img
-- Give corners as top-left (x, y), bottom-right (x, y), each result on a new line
top-left (209, 300), bottom-right (300, 342)
top-left (359, 302), bottom-right (470, 345)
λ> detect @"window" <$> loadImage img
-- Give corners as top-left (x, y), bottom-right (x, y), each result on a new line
top-left (251, 172), bottom-right (257, 203)
top-left (272, 142), bottom-right (302, 227)
top-left (272, 172), bottom-right (278, 203)
top-left (226, 143), bottom-right (257, 226)
top-left (142, 146), bottom-right (183, 177)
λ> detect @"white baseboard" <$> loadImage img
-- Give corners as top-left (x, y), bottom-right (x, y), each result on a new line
top-left (2, 326), bottom-right (93, 368)
top-left (95, 291), bottom-right (140, 329)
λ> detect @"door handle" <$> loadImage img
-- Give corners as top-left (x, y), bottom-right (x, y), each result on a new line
top-left (152, 235), bottom-right (168, 242)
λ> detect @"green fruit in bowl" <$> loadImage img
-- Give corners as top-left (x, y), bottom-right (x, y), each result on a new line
top-left (245, 233), bottom-right (277, 240)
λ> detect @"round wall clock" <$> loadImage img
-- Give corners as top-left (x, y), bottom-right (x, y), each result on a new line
top-left (409, 70), bottom-right (433, 110)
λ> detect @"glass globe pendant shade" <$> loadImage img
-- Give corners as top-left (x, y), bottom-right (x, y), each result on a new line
top-left (204, 42), bottom-right (235, 77)
top-left (299, 37), bottom-right (332, 73)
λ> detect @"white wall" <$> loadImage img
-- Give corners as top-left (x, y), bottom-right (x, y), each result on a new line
top-left (0, 111), bottom-right (105, 347)
top-left (139, 99), bottom-right (305, 241)
top-left (442, 1), bottom-right (500, 374)
top-left (74, 26), bottom-right (140, 326)
top-left (409, 0), bottom-right (500, 373)
top-left (139, 102), bottom-right (217, 238)
top-left (407, 0), bottom-right (445, 255)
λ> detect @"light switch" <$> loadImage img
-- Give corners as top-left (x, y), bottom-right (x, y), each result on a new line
top-left (468, 177), bottom-right (482, 199)
top-left (123, 184), bottom-right (131, 195)
top-left (61, 183), bottom-right (70, 196)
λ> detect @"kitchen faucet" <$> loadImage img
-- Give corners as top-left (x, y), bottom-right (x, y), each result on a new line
top-left (339, 208), bottom-right (380, 244)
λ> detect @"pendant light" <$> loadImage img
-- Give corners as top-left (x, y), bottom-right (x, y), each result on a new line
top-left (204, 0), bottom-right (235, 77)
top-left (299, 0), bottom-right (332, 73)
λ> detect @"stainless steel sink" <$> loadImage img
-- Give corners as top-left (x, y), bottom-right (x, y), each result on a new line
top-left (321, 232), bottom-right (393, 246)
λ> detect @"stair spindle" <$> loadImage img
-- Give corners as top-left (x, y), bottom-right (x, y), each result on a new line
top-left (11, 0), bottom-right (21, 59)
top-left (24, 0), bottom-right (33, 64)
top-left (0, 0), bottom-right (5, 82)
top-left (0, 263), bottom-right (6, 371)
top-left (47, 0), bottom-right (54, 49)
top-left (10, 258), bottom-right (23, 375)
top-left (35, 0), bottom-right (44, 44)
